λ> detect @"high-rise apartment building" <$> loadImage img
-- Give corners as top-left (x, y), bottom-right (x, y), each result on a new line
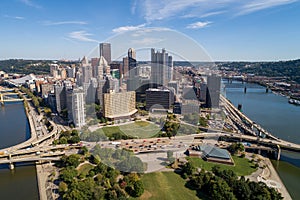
top-left (103, 91), bottom-right (137, 119)
top-left (67, 87), bottom-right (86, 127)
top-left (99, 43), bottom-right (111, 64)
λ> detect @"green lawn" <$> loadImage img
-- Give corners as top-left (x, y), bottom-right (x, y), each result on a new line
top-left (102, 126), bottom-right (125, 138)
top-left (77, 163), bottom-right (94, 176)
top-left (120, 121), bottom-right (161, 138)
top-left (101, 121), bottom-right (161, 139)
top-left (187, 155), bottom-right (257, 176)
top-left (136, 172), bottom-right (200, 200)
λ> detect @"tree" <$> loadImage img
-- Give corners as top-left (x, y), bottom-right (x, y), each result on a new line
top-left (126, 180), bottom-right (144, 197)
top-left (58, 181), bottom-right (68, 193)
top-left (61, 154), bottom-right (81, 168)
top-left (59, 136), bottom-right (68, 144)
top-left (167, 150), bottom-right (175, 164)
top-left (68, 135), bottom-right (81, 144)
top-left (80, 146), bottom-right (89, 155)
top-left (60, 167), bottom-right (77, 183)
top-left (228, 143), bottom-right (244, 155)
top-left (182, 162), bottom-right (196, 176)
top-left (209, 178), bottom-right (237, 200)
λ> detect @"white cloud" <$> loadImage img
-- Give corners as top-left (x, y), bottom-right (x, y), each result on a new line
top-left (186, 21), bottom-right (212, 29)
top-left (131, 0), bottom-right (138, 14)
top-left (237, 0), bottom-right (297, 15)
top-left (43, 21), bottom-right (88, 26)
top-left (4, 15), bottom-right (25, 20)
top-left (201, 11), bottom-right (227, 18)
top-left (131, 27), bottom-right (172, 37)
top-left (20, 0), bottom-right (41, 9)
top-left (112, 24), bottom-right (146, 33)
top-left (137, 0), bottom-right (297, 22)
top-left (132, 37), bottom-right (165, 45)
top-left (68, 31), bottom-right (98, 43)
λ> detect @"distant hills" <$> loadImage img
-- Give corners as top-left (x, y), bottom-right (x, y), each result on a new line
top-left (1, 59), bottom-right (299, 84)
top-left (217, 59), bottom-right (300, 84)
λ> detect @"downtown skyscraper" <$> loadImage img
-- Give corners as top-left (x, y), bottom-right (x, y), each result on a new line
top-left (151, 48), bottom-right (173, 87)
top-left (99, 43), bottom-right (111, 64)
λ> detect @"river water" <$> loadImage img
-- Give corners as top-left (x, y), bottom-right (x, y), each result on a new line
top-left (0, 102), bottom-right (39, 200)
top-left (224, 80), bottom-right (300, 199)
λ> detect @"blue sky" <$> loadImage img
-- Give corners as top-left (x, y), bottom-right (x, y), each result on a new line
top-left (0, 0), bottom-right (300, 61)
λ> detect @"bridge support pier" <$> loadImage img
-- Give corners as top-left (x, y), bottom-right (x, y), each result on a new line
top-left (9, 162), bottom-right (14, 170)
top-left (277, 145), bottom-right (281, 161)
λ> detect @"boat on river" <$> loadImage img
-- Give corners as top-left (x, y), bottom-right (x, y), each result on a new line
top-left (288, 98), bottom-right (300, 105)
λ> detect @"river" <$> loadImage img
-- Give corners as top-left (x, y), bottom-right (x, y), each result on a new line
top-left (0, 102), bottom-right (39, 200)
top-left (224, 80), bottom-right (300, 199)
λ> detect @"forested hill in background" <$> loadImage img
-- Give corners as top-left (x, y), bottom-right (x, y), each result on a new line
top-left (217, 59), bottom-right (300, 84)
top-left (0, 59), bottom-right (78, 75)
top-left (1, 59), bottom-right (300, 83)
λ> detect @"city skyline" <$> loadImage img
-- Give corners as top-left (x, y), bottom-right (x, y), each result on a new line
top-left (0, 0), bottom-right (300, 61)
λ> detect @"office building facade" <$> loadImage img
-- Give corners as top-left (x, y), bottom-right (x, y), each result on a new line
top-left (99, 43), bottom-right (111, 64)
top-left (146, 88), bottom-right (173, 111)
top-left (151, 48), bottom-right (173, 86)
top-left (103, 91), bottom-right (137, 119)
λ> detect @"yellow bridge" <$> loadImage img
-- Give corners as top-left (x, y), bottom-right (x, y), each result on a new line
top-left (0, 92), bottom-right (24, 105)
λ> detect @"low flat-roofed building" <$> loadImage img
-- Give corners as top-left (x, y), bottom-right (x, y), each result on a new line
top-left (188, 144), bottom-right (233, 165)
top-left (146, 87), bottom-right (173, 112)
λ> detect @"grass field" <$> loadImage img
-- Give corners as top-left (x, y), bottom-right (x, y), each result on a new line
top-left (120, 121), bottom-right (161, 138)
top-left (136, 172), bottom-right (200, 200)
top-left (187, 155), bottom-right (257, 176)
top-left (77, 163), bottom-right (94, 176)
top-left (101, 126), bottom-right (125, 138)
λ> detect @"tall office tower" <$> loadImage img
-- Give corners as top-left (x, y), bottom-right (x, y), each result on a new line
top-left (110, 62), bottom-right (122, 77)
top-left (59, 68), bottom-right (67, 80)
top-left (91, 57), bottom-right (100, 77)
top-left (100, 56), bottom-right (110, 76)
top-left (81, 56), bottom-right (89, 67)
top-left (66, 66), bottom-right (76, 78)
top-left (151, 48), bottom-right (173, 87)
top-left (94, 56), bottom-right (109, 79)
top-left (82, 65), bottom-right (93, 83)
top-left (96, 78), bottom-right (109, 106)
top-left (103, 91), bottom-right (137, 119)
top-left (91, 57), bottom-right (100, 68)
top-left (108, 77), bottom-right (120, 92)
top-left (76, 71), bottom-right (83, 86)
top-left (83, 78), bottom-right (98, 104)
top-left (168, 81), bottom-right (179, 94)
top-left (54, 84), bottom-right (65, 113)
top-left (50, 64), bottom-right (58, 76)
top-left (54, 81), bottom-right (72, 113)
top-left (128, 48), bottom-right (137, 77)
top-left (122, 56), bottom-right (129, 78)
top-left (145, 88), bottom-right (173, 111)
top-left (99, 43), bottom-right (111, 64)
top-left (206, 74), bottom-right (221, 108)
top-left (67, 87), bottom-right (86, 127)
top-left (167, 55), bottom-right (173, 81)
top-left (199, 83), bottom-right (207, 103)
